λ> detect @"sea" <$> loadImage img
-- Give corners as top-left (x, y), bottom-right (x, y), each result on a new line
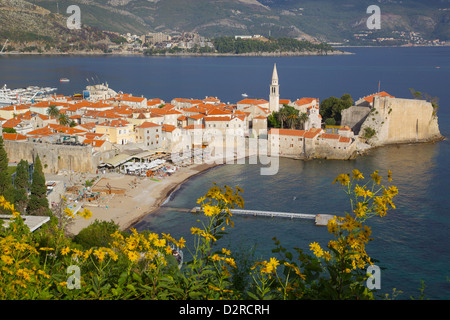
top-left (0, 46), bottom-right (449, 299)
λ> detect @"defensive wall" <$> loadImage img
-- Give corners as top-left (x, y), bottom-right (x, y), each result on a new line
top-left (4, 141), bottom-right (98, 173)
top-left (359, 96), bottom-right (442, 146)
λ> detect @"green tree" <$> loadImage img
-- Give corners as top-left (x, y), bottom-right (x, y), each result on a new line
top-left (13, 160), bottom-right (29, 214)
top-left (276, 105), bottom-right (298, 129)
top-left (0, 137), bottom-right (14, 204)
top-left (2, 127), bottom-right (17, 134)
top-left (58, 114), bottom-right (70, 126)
top-left (46, 105), bottom-right (60, 118)
top-left (341, 93), bottom-right (354, 109)
top-left (267, 112), bottom-right (281, 128)
top-left (73, 219), bottom-right (122, 249)
top-left (320, 94), bottom-right (353, 124)
top-left (298, 112), bottom-right (309, 129)
top-left (27, 155), bottom-right (50, 216)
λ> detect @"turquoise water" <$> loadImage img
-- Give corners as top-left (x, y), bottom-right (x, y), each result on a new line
top-left (1, 46), bottom-right (449, 299)
top-left (133, 142), bottom-right (450, 299)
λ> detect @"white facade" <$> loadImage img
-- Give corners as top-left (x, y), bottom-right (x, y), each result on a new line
top-left (269, 64), bottom-right (280, 113)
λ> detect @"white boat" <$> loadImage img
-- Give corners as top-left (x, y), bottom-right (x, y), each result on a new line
top-left (0, 84), bottom-right (57, 106)
top-left (60, 78), bottom-right (70, 82)
top-left (241, 93), bottom-right (248, 97)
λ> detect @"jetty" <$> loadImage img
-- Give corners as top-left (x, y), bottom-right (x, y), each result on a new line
top-left (190, 207), bottom-right (334, 226)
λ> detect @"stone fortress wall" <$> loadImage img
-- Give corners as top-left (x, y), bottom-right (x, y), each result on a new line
top-left (358, 96), bottom-right (442, 146)
top-left (4, 141), bottom-right (98, 173)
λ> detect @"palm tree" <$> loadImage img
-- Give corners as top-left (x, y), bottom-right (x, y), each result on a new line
top-left (277, 107), bottom-right (289, 129)
top-left (58, 113), bottom-right (69, 126)
top-left (46, 105), bottom-right (60, 118)
top-left (298, 112), bottom-right (309, 129)
top-left (287, 114), bottom-right (298, 129)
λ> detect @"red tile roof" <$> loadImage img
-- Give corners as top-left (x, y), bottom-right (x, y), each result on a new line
top-left (363, 91), bottom-right (394, 104)
top-left (268, 129), bottom-right (306, 137)
top-left (237, 98), bottom-right (269, 105)
top-left (2, 133), bottom-right (27, 140)
top-left (320, 133), bottom-right (340, 140)
top-left (294, 97), bottom-right (318, 106)
top-left (304, 128), bottom-right (322, 139)
top-left (97, 119), bottom-right (131, 128)
top-left (162, 124), bottom-right (177, 132)
top-left (204, 116), bottom-right (231, 122)
top-left (83, 139), bottom-right (107, 148)
top-left (183, 124), bottom-right (205, 130)
top-left (137, 121), bottom-right (161, 129)
top-left (2, 118), bottom-right (22, 128)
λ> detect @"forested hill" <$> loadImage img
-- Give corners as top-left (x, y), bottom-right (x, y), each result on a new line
top-left (212, 37), bottom-right (334, 54)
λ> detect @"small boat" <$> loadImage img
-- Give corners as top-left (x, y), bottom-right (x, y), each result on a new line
top-left (60, 78), bottom-right (70, 82)
top-left (241, 93), bottom-right (248, 97)
top-left (435, 66), bottom-right (440, 69)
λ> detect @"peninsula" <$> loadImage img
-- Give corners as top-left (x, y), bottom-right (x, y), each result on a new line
top-left (0, 65), bottom-right (443, 234)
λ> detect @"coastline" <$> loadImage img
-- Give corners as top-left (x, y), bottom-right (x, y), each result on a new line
top-left (0, 49), bottom-right (353, 57)
top-left (66, 162), bottom-right (220, 236)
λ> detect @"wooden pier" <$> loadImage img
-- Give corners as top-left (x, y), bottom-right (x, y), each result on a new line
top-left (190, 207), bottom-right (334, 226)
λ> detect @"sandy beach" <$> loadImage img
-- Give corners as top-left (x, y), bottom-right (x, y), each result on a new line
top-left (65, 162), bottom-right (219, 236)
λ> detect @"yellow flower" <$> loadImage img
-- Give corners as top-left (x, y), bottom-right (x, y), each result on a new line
top-left (333, 174), bottom-right (350, 186)
top-left (267, 257), bottom-right (280, 271)
top-left (388, 170), bottom-right (392, 182)
top-left (309, 242), bottom-right (324, 258)
top-left (190, 227), bottom-right (201, 235)
top-left (127, 251), bottom-right (140, 262)
top-left (353, 202), bottom-right (368, 218)
top-left (154, 238), bottom-right (166, 247)
top-left (211, 254), bottom-right (221, 262)
top-left (177, 237), bottom-right (186, 249)
top-left (79, 208), bottom-right (92, 220)
top-left (64, 207), bottom-right (75, 219)
top-left (225, 257), bottom-right (237, 268)
top-left (222, 248), bottom-right (231, 256)
top-left (1, 255), bottom-right (13, 265)
top-left (371, 170), bottom-right (382, 185)
top-left (203, 204), bottom-right (220, 217)
top-left (196, 196), bottom-right (206, 204)
top-left (39, 247), bottom-right (54, 251)
top-left (93, 248), bottom-right (107, 262)
top-left (352, 169), bottom-right (364, 181)
top-left (37, 270), bottom-right (50, 279)
top-left (61, 247), bottom-right (71, 256)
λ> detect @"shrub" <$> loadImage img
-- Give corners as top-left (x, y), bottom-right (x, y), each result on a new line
top-left (0, 171), bottom-right (398, 300)
top-left (73, 219), bottom-right (123, 249)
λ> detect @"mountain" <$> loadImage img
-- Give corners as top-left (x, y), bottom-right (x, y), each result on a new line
top-left (2, 0), bottom-right (449, 48)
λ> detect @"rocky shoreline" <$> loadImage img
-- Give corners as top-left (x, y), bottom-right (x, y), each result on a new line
top-left (1, 49), bottom-right (353, 57)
